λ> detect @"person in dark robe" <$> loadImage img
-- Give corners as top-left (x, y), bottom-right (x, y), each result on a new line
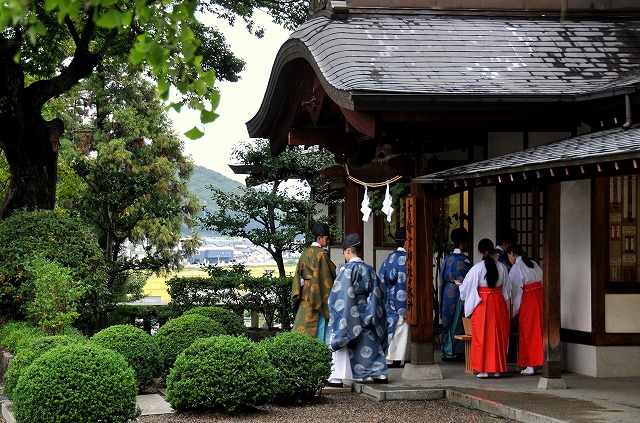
top-left (439, 227), bottom-right (471, 362)
top-left (291, 222), bottom-right (336, 340)
top-left (378, 227), bottom-right (410, 367)
top-left (325, 233), bottom-right (388, 387)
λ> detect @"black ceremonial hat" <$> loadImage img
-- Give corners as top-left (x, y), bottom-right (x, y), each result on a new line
top-left (394, 227), bottom-right (406, 241)
top-left (342, 233), bottom-right (361, 249)
top-left (311, 222), bottom-right (330, 236)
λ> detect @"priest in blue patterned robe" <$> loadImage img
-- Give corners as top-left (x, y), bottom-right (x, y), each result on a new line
top-left (378, 227), bottom-right (410, 367)
top-left (439, 227), bottom-right (471, 361)
top-left (325, 233), bottom-right (389, 387)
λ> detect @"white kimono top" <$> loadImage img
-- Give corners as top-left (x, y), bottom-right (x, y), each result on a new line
top-left (508, 256), bottom-right (543, 316)
top-left (459, 259), bottom-right (512, 318)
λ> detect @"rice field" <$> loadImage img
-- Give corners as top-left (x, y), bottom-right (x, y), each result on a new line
top-left (143, 265), bottom-right (295, 302)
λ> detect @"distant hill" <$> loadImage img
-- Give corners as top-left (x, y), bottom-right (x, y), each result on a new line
top-left (187, 165), bottom-right (245, 235)
top-left (188, 164), bottom-right (245, 207)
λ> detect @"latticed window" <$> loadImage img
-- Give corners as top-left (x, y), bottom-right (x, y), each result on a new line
top-left (608, 175), bottom-right (640, 284)
top-left (506, 187), bottom-right (544, 267)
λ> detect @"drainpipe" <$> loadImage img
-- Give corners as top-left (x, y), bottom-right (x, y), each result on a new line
top-left (622, 94), bottom-right (633, 130)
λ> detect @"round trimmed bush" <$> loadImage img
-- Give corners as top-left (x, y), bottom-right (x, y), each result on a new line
top-left (166, 335), bottom-right (278, 413)
top-left (3, 334), bottom-right (84, 399)
top-left (260, 331), bottom-right (332, 404)
top-left (91, 324), bottom-right (162, 391)
top-left (12, 343), bottom-right (139, 423)
top-left (0, 321), bottom-right (45, 353)
top-left (154, 314), bottom-right (225, 370)
top-left (182, 306), bottom-right (246, 336)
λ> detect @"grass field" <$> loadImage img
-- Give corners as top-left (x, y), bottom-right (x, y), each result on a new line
top-left (143, 265), bottom-right (295, 302)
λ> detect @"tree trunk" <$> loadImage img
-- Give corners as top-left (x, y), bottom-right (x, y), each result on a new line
top-left (275, 253), bottom-right (286, 278)
top-left (1, 114), bottom-right (63, 219)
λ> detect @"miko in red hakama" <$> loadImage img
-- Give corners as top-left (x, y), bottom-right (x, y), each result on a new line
top-left (517, 281), bottom-right (543, 368)
top-left (470, 286), bottom-right (511, 373)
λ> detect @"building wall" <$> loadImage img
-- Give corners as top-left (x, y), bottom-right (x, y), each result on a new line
top-left (560, 179), bottom-right (592, 332)
top-left (364, 218), bottom-right (375, 267)
top-left (472, 186), bottom-right (497, 264)
top-left (487, 132), bottom-right (523, 158)
top-left (376, 247), bottom-right (395, 272)
top-left (562, 342), bottom-right (640, 377)
top-left (605, 294), bottom-right (640, 333)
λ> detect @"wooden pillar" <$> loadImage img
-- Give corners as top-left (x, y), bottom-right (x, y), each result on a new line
top-left (345, 179), bottom-right (364, 255)
top-left (408, 182), bottom-right (435, 364)
top-left (542, 182), bottom-right (562, 378)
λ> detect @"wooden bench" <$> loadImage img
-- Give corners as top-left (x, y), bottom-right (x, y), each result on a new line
top-left (453, 334), bottom-right (473, 374)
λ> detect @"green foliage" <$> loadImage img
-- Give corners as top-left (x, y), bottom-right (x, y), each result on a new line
top-left (58, 67), bottom-right (202, 295)
top-left (201, 139), bottom-right (338, 278)
top-left (0, 210), bottom-right (107, 328)
top-left (23, 256), bottom-right (87, 334)
top-left (12, 343), bottom-right (139, 423)
top-left (167, 263), bottom-right (293, 330)
top-left (243, 275), bottom-right (293, 330)
top-left (0, 0), bottom-right (308, 219)
top-left (3, 334), bottom-right (84, 399)
top-left (154, 314), bottom-right (225, 371)
top-left (91, 324), bottom-right (162, 391)
top-left (167, 263), bottom-right (250, 314)
top-left (0, 321), bottom-right (45, 353)
top-left (166, 335), bottom-right (278, 413)
top-left (183, 306), bottom-right (246, 336)
top-left (260, 331), bottom-right (332, 404)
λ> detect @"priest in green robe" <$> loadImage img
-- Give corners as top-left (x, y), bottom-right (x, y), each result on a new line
top-left (291, 222), bottom-right (336, 339)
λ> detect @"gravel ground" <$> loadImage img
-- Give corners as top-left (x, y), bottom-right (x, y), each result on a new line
top-left (137, 392), bottom-right (512, 422)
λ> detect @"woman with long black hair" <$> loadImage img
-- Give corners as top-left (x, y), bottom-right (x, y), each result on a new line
top-left (506, 243), bottom-right (543, 376)
top-left (460, 238), bottom-right (512, 378)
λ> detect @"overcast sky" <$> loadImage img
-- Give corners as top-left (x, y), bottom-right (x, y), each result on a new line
top-left (169, 12), bottom-right (291, 183)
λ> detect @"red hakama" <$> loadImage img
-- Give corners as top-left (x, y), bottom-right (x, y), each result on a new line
top-left (471, 286), bottom-right (510, 373)
top-left (518, 281), bottom-right (543, 368)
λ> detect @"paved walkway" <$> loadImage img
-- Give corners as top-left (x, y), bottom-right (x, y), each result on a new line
top-left (3, 360), bottom-right (640, 422)
top-left (350, 360), bottom-right (640, 423)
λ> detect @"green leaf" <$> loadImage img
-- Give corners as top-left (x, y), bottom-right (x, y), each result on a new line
top-left (210, 90), bottom-right (221, 110)
top-left (96, 10), bottom-right (123, 29)
top-left (200, 110), bottom-right (219, 124)
top-left (157, 79), bottom-right (170, 101)
top-left (129, 47), bottom-right (146, 65)
top-left (168, 102), bottom-right (182, 113)
top-left (184, 126), bottom-right (204, 140)
top-left (147, 41), bottom-right (166, 68)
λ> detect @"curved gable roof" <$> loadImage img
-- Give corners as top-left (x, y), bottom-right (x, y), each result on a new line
top-left (248, 12), bottom-right (640, 136)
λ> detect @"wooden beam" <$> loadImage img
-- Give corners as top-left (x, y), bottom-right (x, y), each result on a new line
top-left (592, 178), bottom-right (607, 334)
top-left (345, 179), bottom-right (364, 258)
top-left (543, 182), bottom-right (562, 378)
top-left (408, 182), bottom-right (435, 364)
top-left (339, 107), bottom-right (376, 137)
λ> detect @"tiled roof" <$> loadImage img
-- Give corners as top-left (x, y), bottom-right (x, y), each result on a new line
top-left (288, 14), bottom-right (640, 101)
top-left (414, 124), bottom-right (640, 184)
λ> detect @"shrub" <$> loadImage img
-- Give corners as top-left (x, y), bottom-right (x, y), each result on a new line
top-left (166, 335), bottom-right (278, 413)
top-left (242, 275), bottom-right (293, 330)
top-left (12, 343), bottom-right (139, 423)
top-left (3, 334), bottom-right (84, 399)
top-left (91, 324), bottom-right (162, 391)
top-left (0, 209), bottom-right (107, 327)
top-left (23, 255), bottom-right (87, 334)
top-left (154, 314), bottom-right (225, 370)
top-left (183, 306), bottom-right (246, 336)
top-left (260, 331), bottom-right (332, 404)
top-left (0, 321), bottom-right (45, 353)
top-left (167, 263), bottom-right (250, 315)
